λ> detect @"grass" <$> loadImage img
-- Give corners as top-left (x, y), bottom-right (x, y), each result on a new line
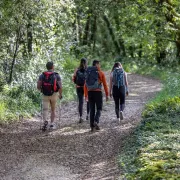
top-left (118, 64), bottom-right (180, 180)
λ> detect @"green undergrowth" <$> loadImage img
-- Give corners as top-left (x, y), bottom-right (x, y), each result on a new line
top-left (0, 57), bottom-right (78, 124)
top-left (119, 64), bottom-right (180, 179)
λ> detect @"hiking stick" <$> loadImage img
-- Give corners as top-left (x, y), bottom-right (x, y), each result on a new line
top-left (58, 98), bottom-right (61, 128)
top-left (40, 94), bottom-right (43, 130)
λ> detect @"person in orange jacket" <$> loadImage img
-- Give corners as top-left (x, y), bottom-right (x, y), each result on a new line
top-left (72, 58), bottom-right (90, 123)
top-left (84, 60), bottom-right (109, 132)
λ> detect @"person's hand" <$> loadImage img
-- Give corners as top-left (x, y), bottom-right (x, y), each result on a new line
top-left (85, 97), bottom-right (88, 102)
top-left (106, 96), bottom-right (109, 102)
top-left (126, 91), bottom-right (129, 96)
top-left (110, 93), bottom-right (112, 98)
top-left (59, 94), bottom-right (63, 99)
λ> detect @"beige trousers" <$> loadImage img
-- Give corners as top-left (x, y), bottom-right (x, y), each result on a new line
top-left (42, 92), bottom-right (58, 122)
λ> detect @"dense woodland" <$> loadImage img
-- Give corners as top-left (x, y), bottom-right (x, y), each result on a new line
top-left (0, 0), bottom-right (180, 86)
top-left (0, 0), bottom-right (180, 179)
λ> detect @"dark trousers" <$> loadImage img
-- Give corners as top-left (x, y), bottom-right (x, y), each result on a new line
top-left (113, 85), bottom-right (125, 118)
top-left (77, 87), bottom-right (89, 117)
top-left (88, 91), bottom-right (103, 128)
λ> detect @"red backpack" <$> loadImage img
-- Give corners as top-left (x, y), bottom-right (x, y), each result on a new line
top-left (41, 72), bottom-right (59, 96)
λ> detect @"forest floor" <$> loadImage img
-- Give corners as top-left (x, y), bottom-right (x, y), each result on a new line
top-left (0, 73), bottom-right (162, 180)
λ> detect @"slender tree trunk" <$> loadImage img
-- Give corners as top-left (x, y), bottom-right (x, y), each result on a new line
top-left (129, 45), bottom-right (135, 58)
top-left (176, 37), bottom-right (180, 64)
top-left (138, 44), bottom-right (142, 58)
top-left (103, 15), bottom-right (121, 55)
top-left (77, 9), bottom-right (82, 45)
top-left (27, 21), bottom-right (32, 54)
top-left (82, 13), bottom-right (91, 46)
top-left (90, 15), bottom-right (97, 52)
top-left (113, 14), bottom-right (126, 56)
top-left (8, 28), bottom-right (20, 84)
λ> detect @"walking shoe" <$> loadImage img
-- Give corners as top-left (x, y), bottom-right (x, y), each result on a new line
top-left (86, 115), bottom-right (89, 120)
top-left (90, 127), bottom-right (94, 132)
top-left (42, 121), bottom-right (48, 132)
top-left (49, 123), bottom-right (56, 130)
top-left (117, 118), bottom-right (120, 123)
top-left (120, 111), bottom-right (123, 120)
top-left (94, 122), bottom-right (100, 130)
top-left (79, 117), bottom-right (83, 123)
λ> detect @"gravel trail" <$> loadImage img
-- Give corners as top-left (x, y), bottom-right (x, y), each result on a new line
top-left (0, 73), bottom-right (162, 180)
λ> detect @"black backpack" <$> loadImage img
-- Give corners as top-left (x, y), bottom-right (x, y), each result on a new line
top-left (41, 72), bottom-right (59, 96)
top-left (113, 67), bottom-right (125, 88)
top-left (85, 66), bottom-right (101, 90)
top-left (75, 68), bottom-right (86, 86)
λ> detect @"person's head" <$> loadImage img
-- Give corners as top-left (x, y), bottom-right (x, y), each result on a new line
top-left (46, 61), bottom-right (54, 70)
top-left (92, 60), bottom-right (100, 68)
top-left (111, 62), bottom-right (122, 72)
top-left (79, 58), bottom-right (87, 69)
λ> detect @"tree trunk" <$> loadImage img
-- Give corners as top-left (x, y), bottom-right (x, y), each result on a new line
top-left (176, 38), bottom-right (180, 64)
top-left (8, 28), bottom-right (20, 84)
top-left (90, 15), bottom-right (97, 52)
top-left (138, 44), bottom-right (142, 58)
top-left (82, 14), bottom-right (91, 46)
top-left (103, 15), bottom-right (120, 55)
top-left (129, 45), bottom-right (135, 58)
top-left (27, 15), bottom-right (32, 54)
top-left (113, 14), bottom-right (126, 57)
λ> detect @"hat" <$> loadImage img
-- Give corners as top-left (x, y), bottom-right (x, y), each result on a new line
top-left (92, 60), bottom-right (100, 66)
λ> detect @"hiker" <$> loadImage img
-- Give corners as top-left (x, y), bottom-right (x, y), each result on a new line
top-left (72, 58), bottom-right (90, 123)
top-left (109, 62), bottom-right (128, 122)
top-left (84, 60), bottom-right (109, 132)
top-left (37, 61), bottom-right (62, 131)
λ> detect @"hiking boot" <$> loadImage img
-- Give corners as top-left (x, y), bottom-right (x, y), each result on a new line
top-left (94, 122), bottom-right (100, 130)
top-left (90, 127), bottom-right (94, 132)
top-left (42, 121), bottom-right (48, 132)
top-left (79, 117), bottom-right (83, 123)
top-left (120, 111), bottom-right (123, 120)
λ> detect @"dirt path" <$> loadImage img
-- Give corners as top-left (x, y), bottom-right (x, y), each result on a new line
top-left (0, 74), bottom-right (162, 180)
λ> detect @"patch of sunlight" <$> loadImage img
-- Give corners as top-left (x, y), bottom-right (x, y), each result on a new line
top-left (145, 142), bottom-right (160, 150)
top-left (50, 128), bottom-right (89, 136)
top-left (129, 93), bottom-right (139, 97)
top-left (91, 161), bottom-right (107, 168)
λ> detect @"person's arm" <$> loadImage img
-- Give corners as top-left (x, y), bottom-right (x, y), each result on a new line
top-left (101, 72), bottom-right (109, 101)
top-left (72, 68), bottom-right (77, 83)
top-left (57, 74), bottom-right (63, 99)
top-left (109, 72), bottom-right (113, 98)
top-left (37, 75), bottom-right (42, 91)
top-left (84, 83), bottom-right (88, 101)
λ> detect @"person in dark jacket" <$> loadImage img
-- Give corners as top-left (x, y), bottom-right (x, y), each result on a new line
top-left (72, 58), bottom-right (90, 123)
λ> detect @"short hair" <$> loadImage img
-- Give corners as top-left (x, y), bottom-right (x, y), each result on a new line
top-left (46, 62), bottom-right (54, 70)
top-left (92, 60), bottom-right (100, 66)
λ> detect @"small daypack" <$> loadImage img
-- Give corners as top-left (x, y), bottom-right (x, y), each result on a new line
top-left (113, 67), bottom-right (125, 88)
top-left (85, 66), bottom-right (101, 90)
top-left (41, 72), bottom-right (59, 96)
top-left (75, 68), bottom-right (86, 86)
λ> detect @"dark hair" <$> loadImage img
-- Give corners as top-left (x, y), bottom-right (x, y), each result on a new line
top-left (79, 58), bottom-right (87, 69)
top-left (46, 61), bottom-right (54, 70)
top-left (111, 62), bottom-right (122, 72)
top-left (92, 60), bottom-right (100, 66)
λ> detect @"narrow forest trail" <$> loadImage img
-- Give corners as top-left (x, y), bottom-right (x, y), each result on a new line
top-left (0, 74), bottom-right (162, 180)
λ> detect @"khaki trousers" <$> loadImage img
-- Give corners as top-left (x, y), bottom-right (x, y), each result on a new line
top-left (42, 92), bottom-right (58, 122)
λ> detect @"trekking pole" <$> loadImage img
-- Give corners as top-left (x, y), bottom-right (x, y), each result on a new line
top-left (58, 97), bottom-right (61, 128)
top-left (40, 94), bottom-right (43, 130)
